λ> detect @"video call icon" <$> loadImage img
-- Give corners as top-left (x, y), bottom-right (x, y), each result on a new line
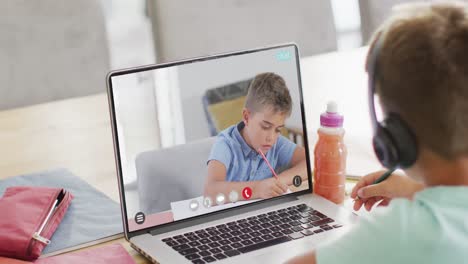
top-left (189, 199), bottom-right (199, 211)
top-left (216, 193), bottom-right (226, 205)
top-left (293, 175), bottom-right (302, 187)
top-left (242, 187), bottom-right (252, 200)
top-left (203, 196), bottom-right (213, 208)
top-left (229, 190), bottom-right (239, 203)
top-left (135, 212), bottom-right (146, 225)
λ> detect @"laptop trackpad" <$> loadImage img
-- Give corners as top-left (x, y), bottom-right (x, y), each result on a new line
top-left (251, 238), bottom-right (318, 263)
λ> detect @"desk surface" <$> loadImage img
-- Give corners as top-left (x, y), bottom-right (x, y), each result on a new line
top-left (0, 94), bottom-right (150, 262)
top-left (0, 47), bottom-right (376, 263)
top-left (0, 93), bottom-right (119, 202)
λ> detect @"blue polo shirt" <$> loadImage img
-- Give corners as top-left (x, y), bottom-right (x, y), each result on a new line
top-left (207, 122), bottom-right (296, 182)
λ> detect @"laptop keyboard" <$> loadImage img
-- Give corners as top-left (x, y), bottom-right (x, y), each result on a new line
top-left (161, 203), bottom-right (342, 263)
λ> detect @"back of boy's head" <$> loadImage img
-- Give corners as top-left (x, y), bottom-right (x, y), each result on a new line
top-left (245, 72), bottom-right (292, 116)
top-left (367, 1), bottom-right (468, 160)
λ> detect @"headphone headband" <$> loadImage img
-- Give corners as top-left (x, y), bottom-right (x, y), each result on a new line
top-left (366, 30), bottom-right (418, 169)
top-left (367, 31), bottom-right (385, 134)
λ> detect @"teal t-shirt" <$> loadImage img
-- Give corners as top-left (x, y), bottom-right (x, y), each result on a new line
top-left (317, 186), bottom-right (468, 264)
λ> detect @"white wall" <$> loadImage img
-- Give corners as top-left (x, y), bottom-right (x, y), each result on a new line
top-left (112, 72), bottom-right (161, 184)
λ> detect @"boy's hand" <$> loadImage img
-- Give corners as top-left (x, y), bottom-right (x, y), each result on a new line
top-left (254, 178), bottom-right (289, 199)
top-left (351, 170), bottom-right (425, 211)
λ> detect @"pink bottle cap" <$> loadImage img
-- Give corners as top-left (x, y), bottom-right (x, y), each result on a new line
top-left (320, 101), bottom-right (343, 127)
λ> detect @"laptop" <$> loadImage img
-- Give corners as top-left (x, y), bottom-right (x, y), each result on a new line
top-left (106, 43), bottom-right (358, 263)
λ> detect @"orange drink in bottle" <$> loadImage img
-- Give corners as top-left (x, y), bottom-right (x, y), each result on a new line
top-left (313, 101), bottom-right (347, 204)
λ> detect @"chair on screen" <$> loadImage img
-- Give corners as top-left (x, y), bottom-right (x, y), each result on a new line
top-left (135, 137), bottom-right (216, 214)
top-left (202, 79), bottom-right (304, 144)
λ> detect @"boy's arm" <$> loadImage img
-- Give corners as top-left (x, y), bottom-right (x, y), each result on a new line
top-left (203, 160), bottom-right (253, 200)
top-left (204, 160), bottom-right (288, 200)
top-left (287, 198), bottom-right (410, 264)
top-left (277, 146), bottom-right (308, 186)
top-left (286, 251), bottom-right (317, 264)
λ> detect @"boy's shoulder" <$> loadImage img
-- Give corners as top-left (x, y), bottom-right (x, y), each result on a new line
top-left (365, 187), bottom-right (467, 238)
top-left (215, 123), bottom-right (242, 145)
top-left (210, 124), bottom-right (241, 153)
top-left (209, 124), bottom-right (247, 164)
top-left (318, 187), bottom-right (468, 264)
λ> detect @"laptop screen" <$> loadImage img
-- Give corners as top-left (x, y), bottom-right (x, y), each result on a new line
top-left (108, 44), bottom-right (311, 233)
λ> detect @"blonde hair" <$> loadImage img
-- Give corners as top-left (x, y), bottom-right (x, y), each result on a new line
top-left (245, 72), bottom-right (292, 115)
top-left (367, 2), bottom-right (468, 159)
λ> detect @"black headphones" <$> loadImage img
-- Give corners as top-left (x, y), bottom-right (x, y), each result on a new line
top-left (367, 32), bottom-right (418, 169)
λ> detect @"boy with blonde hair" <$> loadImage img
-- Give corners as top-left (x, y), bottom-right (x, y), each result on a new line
top-left (204, 72), bottom-right (307, 200)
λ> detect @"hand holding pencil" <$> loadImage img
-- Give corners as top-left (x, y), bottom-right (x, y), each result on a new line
top-left (350, 170), bottom-right (425, 211)
top-left (253, 149), bottom-right (289, 198)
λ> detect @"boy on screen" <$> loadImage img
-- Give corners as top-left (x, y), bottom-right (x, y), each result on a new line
top-left (204, 72), bottom-right (307, 201)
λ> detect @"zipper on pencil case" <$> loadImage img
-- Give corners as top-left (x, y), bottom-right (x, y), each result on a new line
top-left (31, 189), bottom-right (67, 245)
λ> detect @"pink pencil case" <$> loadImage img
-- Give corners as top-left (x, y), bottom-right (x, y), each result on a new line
top-left (0, 186), bottom-right (73, 261)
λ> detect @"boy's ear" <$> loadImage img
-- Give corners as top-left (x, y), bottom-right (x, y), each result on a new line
top-left (242, 108), bottom-right (250, 125)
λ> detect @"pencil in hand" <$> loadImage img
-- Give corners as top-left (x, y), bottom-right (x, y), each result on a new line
top-left (373, 168), bottom-right (396, 184)
top-left (354, 168), bottom-right (396, 201)
top-left (257, 148), bottom-right (279, 180)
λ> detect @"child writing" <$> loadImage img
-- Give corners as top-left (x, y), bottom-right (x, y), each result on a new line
top-left (288, 2), bottom-right (468, 263)
top-left (204, 72), bottom-right (307, 200)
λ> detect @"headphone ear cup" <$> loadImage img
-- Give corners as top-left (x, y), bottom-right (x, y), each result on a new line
top-left (373, 124), bottom-right (399, 169)
top-left (384, 114), bottom-right (418, 168)
top-left (366, 31), bottom-right (418, 169)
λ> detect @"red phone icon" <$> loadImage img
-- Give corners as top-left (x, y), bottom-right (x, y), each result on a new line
top-left (242, 187), bottom-right (252, 200)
